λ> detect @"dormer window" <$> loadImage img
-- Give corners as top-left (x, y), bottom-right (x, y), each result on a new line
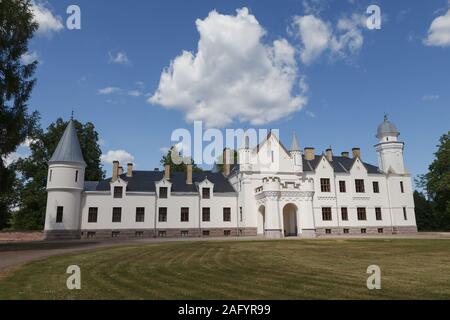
top-left (202, 188), bottom-right (210, 199)
top-left (114, 186), bottom-right (123, 198)
top-left (159, 187), bottom-right (168, 199)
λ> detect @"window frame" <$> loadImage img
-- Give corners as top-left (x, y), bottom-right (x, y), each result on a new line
top-left (322, 207), bottom-right (332, 221)
top-left (159, 187), bottom-right (168, 199)
top-left (136, 207), bottom-right (145, 222)
top-left (341, 207), bottom-right (348, 221)
top-left (355, 179), bottom-right (365, 193)
top-left (202, 207), bottom-right (210, 222)
top-left (357, 207), bottom-right (367, 221)
top-left (339, 181), bottom-right (346, 193)
top-left (202, 188), bottom-right (210, 199)
top-left (375, 207), bottom-right (382, 221)
top-left (88, 207), bottom-right (98, 223)
top-left (56, 206), bottom-right (64, 223)
top-left (113, 186), bottom-right (123, 198)
top-left (320, 178), bottom-right (331, 193)
top-left (181, 207), bottom-right (189, 222)
top-left (373, 181), bottom-right (380, 193)
top-left (112, 207), bottom-right (122, 223)
top-left (158, 207), bottom-right (167, 222)
top-left (223, 207), bottom-right (231, 222)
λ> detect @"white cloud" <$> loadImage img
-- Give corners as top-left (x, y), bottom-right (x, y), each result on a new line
top-left (101, 150), bottom-right (135, 165)
top-left (422, 94), bottom-right (440, 101)
top-left (31, 1), bottom-right (64, 36)
top-left (149, 8), bottom-right (307, 127)
top-left (20, 51), bottom-right (41, 65)
top-left (306, 110), bottom-right (316, 118)
top-left (98, 87), bottom-right (121, 95)
top-left (292, 13), bottom-right (365, 64)
top-left (128, 90), bottom-right (142, 97)
top-left (109, 51), bottom-right (130, 65)
top-left (424, 9), bottom-right (450, 47)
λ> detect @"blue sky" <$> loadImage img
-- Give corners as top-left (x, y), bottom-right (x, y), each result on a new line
top-left (17, 0), bottom-right (450, 180)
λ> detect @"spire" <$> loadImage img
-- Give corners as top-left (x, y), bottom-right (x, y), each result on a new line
top-left (49, 120), bottom-right (86, 165)
top-left (290, 131), bottom-right (301, 151)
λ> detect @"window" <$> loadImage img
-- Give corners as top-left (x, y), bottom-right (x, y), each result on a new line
top-left (112, 231), bottom-right (120, 238)
top-left (202, 188), bottom-right (210, 199)
top-left (224, 230), bottom-right (231, 236)
top-left (181, 207), bottom-right (189, 222)
top-left (181, 230), bottom-right (189, 237)
top-left (339, 181), bottom-right (346, 193)
top-left (202, 208), bottom-right (210, 222)
top-left (361, 228), bottom-right (367, 234)
top-left (240, 207), bottom-right (243, 222)
top-left (49, 170), bottom-right (52, 182)
top-left (135, 231), bottom-right (144, 237)
top-left (203, 230), bottom-right (210, 236)
top-left (112, 207), bottom-right (122, 223)
top-left (223, 208), bottom-right (231, 222)
top-left (357, 208), bottom-right (367, 221)
top-left (320, 179), bottom-right (331, 192)
top-left (403, 207), bottom-right (408, 220)
top-left (158, 207), bottom-right (167, 222)
top-left (88, 207), bottom-right (98, 223)
top-left (341, 207), bottom-right (348, 221)
top-left (158, 231), bottom-right (166, 237)
top-left (159, 187), bottom-right (168, 198)
top-left (373, 181), bottom-right (380, 193)
top-left (56, 206), bottom-right (63, 223)
top-left (75, 170), bottom-right (78, 182)
top-left (378, 228), bottom-right (384, 234)
top-left (343, 229), bottom-right (349, 234)
top-left (114, 186), bottom-right (123, 198)
top-left (325, 229), bottom-right (332, 234)
top-left (136, 207), bottom-right (145, 222)
top-left (87, 232), bottom-right (96, 239)
top-left (355, 179), bottom-right (365, 193)
top-left (322, 207), bottom-right (332, 221)
top-left (400, 181), bottom-right (405, 193)
top-left (375, 207), bottom-right (382, 221)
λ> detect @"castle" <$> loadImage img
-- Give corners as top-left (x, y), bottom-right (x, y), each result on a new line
top-left (44, 116), bottom-right (417, 240)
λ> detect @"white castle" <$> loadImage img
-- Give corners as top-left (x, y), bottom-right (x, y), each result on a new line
top-left (44, 116), bottom-right (417, 240)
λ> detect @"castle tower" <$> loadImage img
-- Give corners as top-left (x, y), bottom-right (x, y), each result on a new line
top-left (238, 133), bottom-right (252, 172)
top-left (375, 115), bottom-right (405, 174)
top-left (44, 119), bottom-right (86, 240)
top-left (290, 131), bottom-right (303, 174)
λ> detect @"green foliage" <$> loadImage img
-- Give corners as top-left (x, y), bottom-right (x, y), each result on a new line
top-left (12, 119), bottom-right (104, 230)
top-left (160, 145), bottom-right (202, 173)
top-left (0, 0), bottom-right (39, 229)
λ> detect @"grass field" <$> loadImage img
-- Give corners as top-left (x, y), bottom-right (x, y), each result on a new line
top-left (1, 239), bottom-right (450, 300)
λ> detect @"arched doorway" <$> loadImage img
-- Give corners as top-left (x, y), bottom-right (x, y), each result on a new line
top-left (283, 204), bottom-right (298, 237)
top-left (257, 205), bottom-right (266, 235)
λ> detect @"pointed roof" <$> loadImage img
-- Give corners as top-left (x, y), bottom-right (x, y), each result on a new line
top-left (290, 131), bottom-right (301, 151)
top-left (49, 120), bottom-right (86, 165)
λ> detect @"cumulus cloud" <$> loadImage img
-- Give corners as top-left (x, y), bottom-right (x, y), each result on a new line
top-left (292, 13), bottom-right (365, 64)
top-left (149, 8), bottom-right (308, 128)
top-left (101, 150), bottom-right (135, 165)
top-left (424, 9), bottom-right (450, 47)
top-left (31, 1), bottom-right (64, 36)
top-left (109, 51), bottom-right (131, 65)
top-left (98, 87), bottom-right (121, 95)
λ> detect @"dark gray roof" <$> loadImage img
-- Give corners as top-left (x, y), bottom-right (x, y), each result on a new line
top-left (303, 155), bottom-right (382, 174)
top-left (49, 120), bottom-right (86, 165)
top-left (87, 171), bottom-right (236, 193)
top-left (377, 115), bottom-right (399, 139)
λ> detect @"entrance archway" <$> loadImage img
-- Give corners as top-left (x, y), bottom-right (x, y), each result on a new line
top-left (283, 204), bottom-right (298, 237)
top-left (257, 205), bottom-right (266, 235)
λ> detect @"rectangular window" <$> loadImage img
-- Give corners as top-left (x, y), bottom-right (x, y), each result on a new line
top-left (320, 178), bottom-right (331, 192)
top-left (75, 170), bottom-right (78, 182)
top-left (223, 208), bottom-right (231, 222)
top-left (355, 179), bottom-right (365, 193)
top-left (202, 230), bottom-right (210, 236)
top-left (322, 207), bottom-right (332, 221)
top-left (339, 181), bottom-right (346, 193)
top-left (56, 206), bottom-right (63, 223)
top-left (373, 181), bottom-right (380, 193)
top-left (88, 207), bottom-right (98, 223)
top-left (158, 207), bottom-right (167, 222)
top-left (158, 231), bottom-right (166, 237)
top-left (375, 207), bottom-right (382, 221)
top-left (136, 207), bottom-right (145, 222)
top-left (135, 231), bottom-right (144, 237)
top-left (114, 186), bottom-right (123, 198)
top-left (343, 229), bottom-right (349, 234)
top-left (341, 207), bottom-right (348, 221)
top-left (361, 228), bottom-right (367, 234)
top-left (400, 181), bottom-right (405, 193)
top-left (49, 170), bottom-right (52, 182)
top-left (112, 207), bottom-right (122, 223)
top-left (159, 187), bottom-right (168, 198)
top-left (357, 207), bottom-right (367, 221)
top-left (202, 208), bottom-right (210, 222)
top-left (378, 228), bottom-right (384, 234)
top-left (325, 229), bottom-right (332, 234)
top-left (202, 188), bottom-right (210, 199)
top-left (403, 207), bottom-right (408, 220)
top-left (87, 232), bottom-right (96, 239)
top-left (181, 230), bottom-right (189, 237)
top-left (224, 230), bottom-right (231, 236)
top-left (112, 231), bottom-right (120, 238)
top-left (181, 207), bottom-right (189, 222)
top-left (240, 207), bottom-right (243, 222)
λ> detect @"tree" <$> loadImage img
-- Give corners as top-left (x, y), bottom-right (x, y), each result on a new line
top-left (0, 0), bottom-right (39, 229)
top-left (413, 191), bottom-right (435, 231)
top-left (160, 146), bottom-right (202, 173)
top-left (213, 149), bottom-right (238, 173)
top-left (12, 118), bottom-right (104, 230)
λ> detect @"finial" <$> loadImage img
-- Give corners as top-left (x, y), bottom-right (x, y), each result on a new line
top-left (384, 113), bottom-right (388, 122)
top-left (71, 109), bottom-right (74, 121)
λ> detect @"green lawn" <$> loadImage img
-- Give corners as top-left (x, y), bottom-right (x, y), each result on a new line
top-left (1, 239), bottom-right (450, 300)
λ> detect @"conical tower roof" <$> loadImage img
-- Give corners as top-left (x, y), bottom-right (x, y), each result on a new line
top-left (290, 131), bottom-right (301, 151)
top-left (49, 120), bottom-right (86, 165)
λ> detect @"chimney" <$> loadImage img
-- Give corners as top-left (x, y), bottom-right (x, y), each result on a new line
top-left (186, 164), bottom-right (193, 185)
top-left (127, 163), bottom-right (133, 177)
top-left (164, 164), bottom-right (171, 180)
top-left (341, 152), bottom-right (350, 158)
top-left (118, 166), bottom-right (124, 175)
top-left (112, 161), bottom-right (119, 181)
top-left (326, 148), bottom-right (333, 162)
top-left (304, 147), bottom-right (315, 161)
top-left (223, 148), bottom-right (231, 177)
top-left (352, 148), bottom-right (361, 159)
